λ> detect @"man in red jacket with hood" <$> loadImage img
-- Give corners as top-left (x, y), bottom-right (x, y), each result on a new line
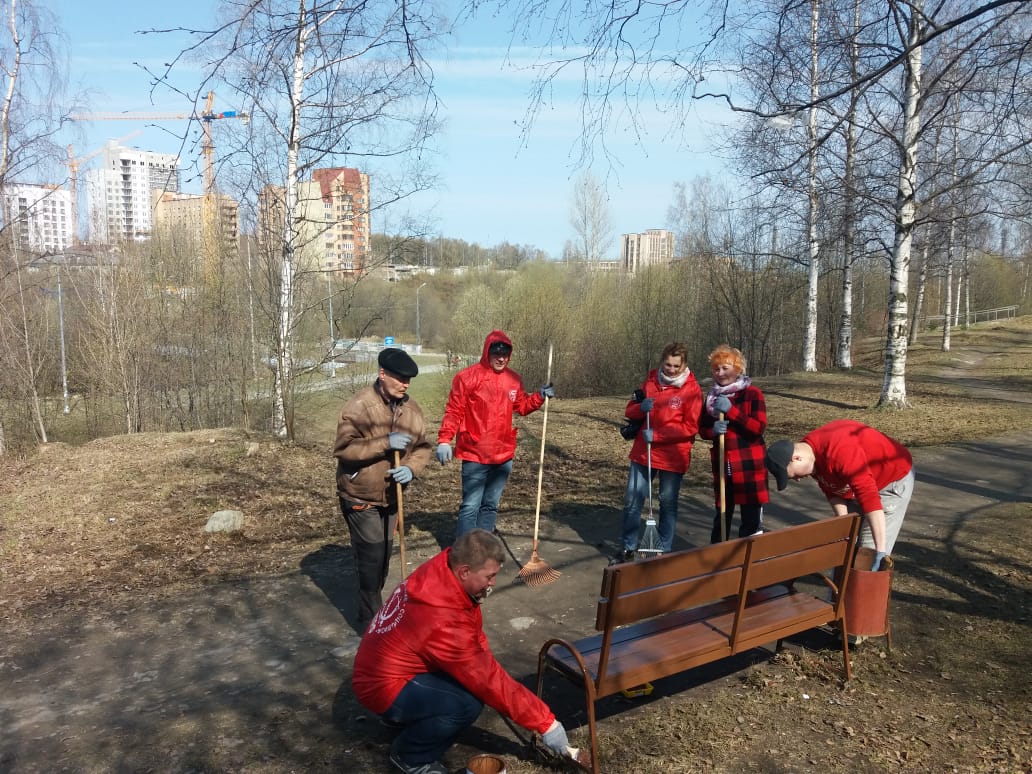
top-left (353, 529), bottom-right (576, 774)
top-left (436, 330), bottom-right (554, 537)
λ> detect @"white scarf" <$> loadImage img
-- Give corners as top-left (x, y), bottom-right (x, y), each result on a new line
top-left (657, 368), bottom-right (690, 389)
top-left (705, 375), bottom-right (751, 417)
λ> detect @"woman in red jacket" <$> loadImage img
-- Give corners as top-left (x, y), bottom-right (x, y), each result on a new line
top-left (698, 345), bottom-right (770, 542)
top-left (615, 342), bottom-right (702, 561)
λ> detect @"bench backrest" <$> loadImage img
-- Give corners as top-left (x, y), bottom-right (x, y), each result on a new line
top-left (597, 540), bottom-right (749, 629)
top-left (742, 515), bottom-right (860, 592)
top-left (597, 515), bottom-right (861, 631)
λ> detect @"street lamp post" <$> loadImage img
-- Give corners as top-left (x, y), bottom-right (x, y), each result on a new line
top-left (56, 266), bottom-right (70, 414)
top-left (327, 273), bottom-right (337, 377)
top-left (415, 282), bottom-right (428, 352)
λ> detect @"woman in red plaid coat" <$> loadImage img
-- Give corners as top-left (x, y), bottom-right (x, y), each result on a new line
top-left (698, 345), bottom-right (770, 542)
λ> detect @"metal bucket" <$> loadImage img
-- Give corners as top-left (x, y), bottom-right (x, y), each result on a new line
top-left (844, 547), bottom-right (894, 637)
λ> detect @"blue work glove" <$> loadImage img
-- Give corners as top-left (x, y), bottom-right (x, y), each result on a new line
top-left (436, 443), bottom-right (452, 465)
top-left (641, 428), bottom-right (654, 444)
top-left (871, 551), bottom-right (887, 571)
top-left (388, 432), bottom-right (412, 451)
top-left (714, 395), bottom-right (732, 414)
top-left (388, 465), bottom-right (413, 484)
top-left (640, 397), bottom-right (654, 413)
top-left (631, 388), bottom-right (646, 403)
top-left (542, 720), bottom-right (570, 757)
top-left (540, 383), bottom-right (555, 399)
top-left (713, 419), bottom-right (728, 435)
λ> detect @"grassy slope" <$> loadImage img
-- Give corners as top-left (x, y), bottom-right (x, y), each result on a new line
top-left (2, 318), bottom-right (1030, 619)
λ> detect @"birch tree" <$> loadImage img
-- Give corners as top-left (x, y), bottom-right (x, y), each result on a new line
top-left (159, 0), bottom-right (446, 439)
top-left (497, 0), bottom-right (1032, 407)
top-left (0, 0), bottom-right (69, 452)
top-left (569, 170), bottom-right (613, 262)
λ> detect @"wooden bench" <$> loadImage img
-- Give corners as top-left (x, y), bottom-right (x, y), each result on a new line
top-left (535, 514), bottom-right (861, 773)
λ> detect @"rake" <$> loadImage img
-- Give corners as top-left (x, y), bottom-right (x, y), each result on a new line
top-left (636, 408), bottom-right (663, 560)
top-left (516, 343), bottom-right (561, 587)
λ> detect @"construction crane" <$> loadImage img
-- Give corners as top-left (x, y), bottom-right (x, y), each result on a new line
top-left (66, 130), bottom-right (143, 246)
top-left (70, 91), bottom-right (249, 196)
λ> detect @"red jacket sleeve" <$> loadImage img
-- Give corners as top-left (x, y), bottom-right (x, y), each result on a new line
top-left (422, 609), bottom-right (555, 734)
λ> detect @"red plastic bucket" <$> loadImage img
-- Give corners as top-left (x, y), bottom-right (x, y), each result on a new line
top-left (844, 547), bottom-right (894, 637)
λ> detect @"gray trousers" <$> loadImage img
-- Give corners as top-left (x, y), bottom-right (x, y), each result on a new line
top-left (340, 499), bottom-right (397, 627)
top-left (858, 467), bottom-right (915, 554)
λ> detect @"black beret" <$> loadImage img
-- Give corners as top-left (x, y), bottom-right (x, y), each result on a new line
top-left (378, 348), bottom-right (418, 378)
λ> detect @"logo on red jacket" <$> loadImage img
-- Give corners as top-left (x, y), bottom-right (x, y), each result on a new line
top-left (669, 397), bottom-right (683, 409)
top-left (508, 389), bottom-right (517, 402)
top-left (368, 583), bottom-right (407, 634)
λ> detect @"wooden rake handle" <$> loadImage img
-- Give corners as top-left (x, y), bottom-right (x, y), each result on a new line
top-left (718, 412), bottom-right (726, 542)
top-left (530, 343), bottom-right (553, 552)
top-left (394, 449), bottom-right (407, 578)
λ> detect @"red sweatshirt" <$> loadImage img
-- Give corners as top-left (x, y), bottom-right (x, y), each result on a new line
top-left (802, 419), bottom-right (912, 514)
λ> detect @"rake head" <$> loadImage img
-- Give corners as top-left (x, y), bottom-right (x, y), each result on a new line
top-left (515, 552), bottom-right (561, 587)
top-left (636, 517), bottom-right (663, 561)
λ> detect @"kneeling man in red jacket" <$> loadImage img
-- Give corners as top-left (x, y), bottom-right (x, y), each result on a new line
top-left (352, 529), bottom-right (575, 774)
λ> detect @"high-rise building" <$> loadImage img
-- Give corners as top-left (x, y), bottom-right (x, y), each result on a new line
top-left (85, 140), bottom-right (180, 244)
top-left (3, 184), bottom-right (74, 252)
top-left (621, 229), bottom-right (675, 273)
top-left (257, 166), bottom-right (371, 274)
top-left (152, 191), bottom-right (239, 275)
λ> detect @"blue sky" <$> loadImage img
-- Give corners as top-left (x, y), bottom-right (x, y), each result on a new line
top-left (51, 0), bottom-right (735, 258)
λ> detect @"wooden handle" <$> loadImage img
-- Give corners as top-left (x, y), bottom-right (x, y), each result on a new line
top-left (718, 412), bottom-right (726, 542)
top-left (531, 343), bottom-right (553, 548)
top-left (394, 449), bottom-right (407, 578)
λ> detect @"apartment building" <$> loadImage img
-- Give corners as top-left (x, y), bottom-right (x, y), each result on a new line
top-left (86, 140), bottom-right (180, 244)
top-left (257, 166), bottom-right (371, 274)
top-left (621, 229), bottom-right (676, 273)
top-left (3, 184), bottom-right (75, 252)
top-left (152, 191), bottom-right (239, 255)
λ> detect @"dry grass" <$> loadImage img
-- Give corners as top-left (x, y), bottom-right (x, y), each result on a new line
top-left (1, 317), bottom-right (1031, 773)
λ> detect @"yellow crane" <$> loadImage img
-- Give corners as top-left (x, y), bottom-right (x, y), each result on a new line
top-left (70, 91), bottom-right (249, 196)
top-left (66, 130), bottom-right (143, 246)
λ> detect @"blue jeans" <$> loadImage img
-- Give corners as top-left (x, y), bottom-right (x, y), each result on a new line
top-left (382, 672), bottom-right (483, 765)
top-left (621, 461), bottom-right (684, 553)
top-left (456, 459), bottom-right (513, 537)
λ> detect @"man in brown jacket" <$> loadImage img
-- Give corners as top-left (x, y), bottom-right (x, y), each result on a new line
top-left (334, 348), bottom-right (432, 631)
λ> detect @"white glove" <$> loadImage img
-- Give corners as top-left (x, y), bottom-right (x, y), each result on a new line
top-left (542, 719), bottom-right (570, 757)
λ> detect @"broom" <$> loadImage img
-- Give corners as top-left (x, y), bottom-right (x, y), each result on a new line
top-left (636, 408), bottom-right (663, 560)
top-left (516, 343), bottom-right (561, 586)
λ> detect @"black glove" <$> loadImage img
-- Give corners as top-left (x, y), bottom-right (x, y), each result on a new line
top-left (619, 420), bottom-right (642, 441)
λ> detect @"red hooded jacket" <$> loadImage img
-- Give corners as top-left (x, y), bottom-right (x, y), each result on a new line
top-left (351, 548), bottom-right (555, 734)
top-left (437, 330), bottom-right (545, 465)
top-left (624, 367), bottom-right (702, 474)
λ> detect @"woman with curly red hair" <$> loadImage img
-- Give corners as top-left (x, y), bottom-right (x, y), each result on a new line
top-left (698, 345), bottom-right (770, 542)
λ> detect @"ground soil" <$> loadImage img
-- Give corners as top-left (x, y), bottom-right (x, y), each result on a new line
top-left (2, 321), bottom-right (1031, 773)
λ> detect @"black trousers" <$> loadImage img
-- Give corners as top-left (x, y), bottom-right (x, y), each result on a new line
top-left (710, 484), bottom-right (763, 543)
top-left (340, 499), bottom-right (397, 628)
